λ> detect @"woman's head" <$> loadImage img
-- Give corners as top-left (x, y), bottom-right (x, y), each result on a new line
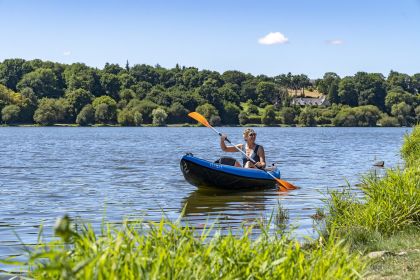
top-left (243, 128), bottom-right (256, 140)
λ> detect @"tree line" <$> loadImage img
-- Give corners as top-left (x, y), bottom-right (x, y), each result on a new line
top-left (0, 58), bottom-right (419, 126)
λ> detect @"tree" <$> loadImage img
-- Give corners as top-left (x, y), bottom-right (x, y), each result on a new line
top-left (0, 58), bottom-right (32, 90)
top-left (338, 77), bottom-right (358, 106)
top-left (391, 102), bottom-right (412, 126)
top-left (126, 99), bottom-right (158, 124)
top-left (17, 68), bottom-right (62, 98)
top-left (354, 72), bottom-right (386, 110)
top-left (64, 63), bottom-right (101, 96)
top-left (256, 81), bottom-right (277, 106)
top-left (280, 107), bottom-right (296, 125)
top-left (100, 73), bottom-right (120, 100)
top-left (76, 104), bottom-right (95, 126)
top-left (387, 70), bottom-right (414, 93)
top-left (196, 103), bottom-right (219, 124)
top-left (92, 96), bottom-right (117, 124)
top-left (385, 88), bottom-right (416, 113)
top-left (33, 98), bottom-right (69, 125)
top-left (220, 102), bottom-right (240, 124)
top-left (65, 88), bottom-right (94, 119)
top-left (130, 64), bottom-right (160, 85)
top-left (117, 107), bottom-right (143, 126)
top-left (221, 70), bottom-right (246, 86)
top-left (152, 107), bottom-right (168, 126)
top-left (261, 105), bottom-right (277, 125)
top-left (167, 102), bottom-right (188, 124)
top-left (298, 107), bottom-right (317, 126)
top-left (238, 111), bottom-right (249, 125)
top-left (1, 105), bottom-right (21, 124)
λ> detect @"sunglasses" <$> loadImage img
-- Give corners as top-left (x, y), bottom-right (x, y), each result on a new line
top-left (249, 133), bottom-right (256, 137)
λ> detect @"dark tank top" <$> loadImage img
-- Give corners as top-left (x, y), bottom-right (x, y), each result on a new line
top-left (242, 144), bottom-right (260, 166)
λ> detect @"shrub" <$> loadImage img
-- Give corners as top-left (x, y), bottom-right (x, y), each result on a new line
top-left (152, 107), bottom-right (168, 126)
top-left (1, 104), bottom-right (21, 124)
top-left (76, 104), bottom-right (95, 126)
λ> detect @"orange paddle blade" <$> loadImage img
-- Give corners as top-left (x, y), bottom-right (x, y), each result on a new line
top-left (276, 178), bottom-right (298, 190)
top-left (188, 112), bottom-right (210, 127)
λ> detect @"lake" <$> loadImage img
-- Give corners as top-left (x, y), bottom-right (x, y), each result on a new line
top-left (0, 126), bottom-right (411, 265)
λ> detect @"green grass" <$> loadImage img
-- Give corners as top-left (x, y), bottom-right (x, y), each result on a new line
top-left (1, 215), bottom-right (366, 279)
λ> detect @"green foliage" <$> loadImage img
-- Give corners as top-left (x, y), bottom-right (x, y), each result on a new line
top-left (279, 107), bottom-right (296, 125)
top-left (152, 107), bottom-right (168, 126)
top-left (298, 107), bottom-right (317, 126)
top-left (1, 104), bottom-right (21, 124)
top-left (126, 99), bottom-right (158, 124)
top-left (261, 105), bottom-right (277, 125)
top-left (167, 102), bottom-right (188, 124)
top-left (17, 68), bottom-right (63, 98)
top-left (33, 98), bottom-right (69, 125)
top-left (117, 107), bottom-right (143, 126)
top-left (391, 102), bottom-right (413, 126)
top-left (65, 88), bottom-right (94, 118)
top-left (378, 114), bottom-right (399, 127)
top-left (4, 216), bottom-right (366, 279)
top-left (326, 126), bottom-right (420, 246)
top-left (401, 125), bottom-right (420, 168)
top-left (196, 103), bottom-right (219, 123)
top-left (333, 105), bottom-right (380, 127)
top-left (0, 58), bottom-right (418, 126)
top-left (220, 102), bottom-right (240, 124)
top-left (238, 111), bottom-right (249, 125)
top-left (76, 105), bottom-right (95, 126)
top-left (0, 58), bottom-right (32, 90)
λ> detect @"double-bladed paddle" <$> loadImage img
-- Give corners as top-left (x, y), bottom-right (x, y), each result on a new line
top-left (188, 112), bottom-right (298, 191)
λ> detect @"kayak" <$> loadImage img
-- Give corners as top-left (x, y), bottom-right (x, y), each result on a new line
top-left (180, 153), bottom-right (281, 189)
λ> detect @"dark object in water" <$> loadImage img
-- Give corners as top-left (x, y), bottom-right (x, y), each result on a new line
top-left (180, 154), bottom-right (281, 189)
top-left (373, 161), bottom-right (384, 167)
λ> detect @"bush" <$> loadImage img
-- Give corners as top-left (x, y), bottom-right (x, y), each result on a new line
top-left (76, 104), bottom-right (95, 126)
top-left (238, 112), bottom-right (249, 125)
top-left (261, 105), bottom-right (276, 125)
top-left (117, 108), bottom-right (143, 126)
top-left (279, 107), bottom-right (296, 125)
top-left (378, 115), bottom-right (399, 127)
top-left (152, 107), bottom-right (168, 126)
top-left (33, 98), bottom-right (69, 125)
top-left (298, 107), bottom-right (317, 127)
top-left (1, 104), bottom-right (21, 124)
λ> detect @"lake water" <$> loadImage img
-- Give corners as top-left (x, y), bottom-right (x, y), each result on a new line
top-left (0, 126), bottom-right (411, 266)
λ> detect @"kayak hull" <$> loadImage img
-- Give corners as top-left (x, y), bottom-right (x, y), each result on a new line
top-left (180, 154), bottom-right (281, 190)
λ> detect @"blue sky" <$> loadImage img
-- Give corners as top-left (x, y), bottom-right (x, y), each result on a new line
top-left (0, 0), bottom-right (419, 78)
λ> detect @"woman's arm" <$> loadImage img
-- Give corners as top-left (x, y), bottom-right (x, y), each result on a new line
top-left (255, 146), bottom-right (266, 168)
top-left (220, 135), bottom-right (242, 152)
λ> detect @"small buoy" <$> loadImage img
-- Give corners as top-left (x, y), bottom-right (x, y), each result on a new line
top-left (373, 161), bottom-right (384, 167)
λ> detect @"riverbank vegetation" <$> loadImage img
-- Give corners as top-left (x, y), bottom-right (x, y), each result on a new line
top-left (1, 58), bottom-right (419, 126)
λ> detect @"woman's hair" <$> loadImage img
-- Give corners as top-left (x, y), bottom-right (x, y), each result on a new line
top-left (243, 128), bottom-right (256, 139)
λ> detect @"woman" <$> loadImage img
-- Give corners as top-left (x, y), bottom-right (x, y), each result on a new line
top-left (220, 128), bottom-right (266, 169)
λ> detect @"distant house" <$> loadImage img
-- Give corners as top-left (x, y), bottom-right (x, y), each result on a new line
top-left (291, 96), bottom-right (330, 106)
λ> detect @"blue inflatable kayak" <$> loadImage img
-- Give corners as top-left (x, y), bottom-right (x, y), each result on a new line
top-left (180, 154), bottom-right (281, 189)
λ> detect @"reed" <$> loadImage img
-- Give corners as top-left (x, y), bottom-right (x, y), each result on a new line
top-left (326, 125), bottom-right (420, 246)
top-left (2, 214), bottom-right (365, 279)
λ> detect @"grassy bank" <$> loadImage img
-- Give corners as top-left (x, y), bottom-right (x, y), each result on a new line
top-left (2, 217), bottom-right (365, 279)
top-left (325, 125), bottom-right (420, 279)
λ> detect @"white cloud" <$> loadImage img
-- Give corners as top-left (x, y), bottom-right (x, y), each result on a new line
top-left (258, 32), bottom-right (289, 45)
top-left (326, 39), bottom-right (344, 45)
top-left (63, 51), bottom-right (71, 56)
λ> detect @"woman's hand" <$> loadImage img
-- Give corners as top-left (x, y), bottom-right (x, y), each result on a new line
top-left (221, 134), bottom-right (228, 141)
top-left (255, 162), bottom-right (266, 169)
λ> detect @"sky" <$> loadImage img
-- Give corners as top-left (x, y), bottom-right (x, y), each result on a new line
top-left (0, 0), bottom-right (419, 79)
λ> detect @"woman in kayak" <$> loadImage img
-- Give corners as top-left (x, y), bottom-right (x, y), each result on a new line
top-left (220, 128), bottom-right (266, 169)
